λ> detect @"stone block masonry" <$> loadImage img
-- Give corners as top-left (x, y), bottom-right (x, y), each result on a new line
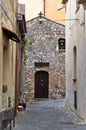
top-left (24, 16), bottom-right (65, 101)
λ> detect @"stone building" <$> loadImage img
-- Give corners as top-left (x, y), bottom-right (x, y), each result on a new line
top-left (62, 0), bottom-right (86, 121)
top-left (24, 16), bottom-right (65, 101)
top-left (18, 0), bottom-right (65, 25)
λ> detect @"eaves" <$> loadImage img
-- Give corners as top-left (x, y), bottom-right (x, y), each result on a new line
top-left (62, 0), bottom-right (68, 4)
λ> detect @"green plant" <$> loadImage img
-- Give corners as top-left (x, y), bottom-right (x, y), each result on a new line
top-left (24, 36), bottom-right (29, 46)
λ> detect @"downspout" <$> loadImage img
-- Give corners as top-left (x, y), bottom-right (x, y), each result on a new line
top-left (15, 42), bottom-right (19, 116)
top-left (15, 21), bottom-right (20, 116)
top-left (43, 0), bottom-right (45, 16)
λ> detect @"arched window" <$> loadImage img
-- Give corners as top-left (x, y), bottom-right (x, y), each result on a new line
top-left (73, 46), bottom-right (77, 81)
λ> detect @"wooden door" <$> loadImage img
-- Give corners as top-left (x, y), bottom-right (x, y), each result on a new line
top-left (35, 71), bottom-right (49, 98)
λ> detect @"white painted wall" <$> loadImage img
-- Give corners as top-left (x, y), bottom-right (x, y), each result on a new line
top-left (66, 0), bottom-right (86, 120)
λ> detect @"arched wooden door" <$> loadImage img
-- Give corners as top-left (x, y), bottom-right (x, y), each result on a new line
top-left (35, 71), bottom-right (49, 98)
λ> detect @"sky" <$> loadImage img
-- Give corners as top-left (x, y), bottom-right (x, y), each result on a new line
top-left (18, 0), bottom-right (43, 21)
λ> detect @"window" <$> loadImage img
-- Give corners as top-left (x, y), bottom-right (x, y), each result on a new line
top-left (58, 38), bottom-right (65, 52)
top-left (74, 91), bottom-right (77, 109)
top-left (73, 46), bottom-right (77, 81)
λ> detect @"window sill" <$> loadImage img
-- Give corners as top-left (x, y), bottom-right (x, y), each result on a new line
top-left (59, 49), bottom-right (65, 52)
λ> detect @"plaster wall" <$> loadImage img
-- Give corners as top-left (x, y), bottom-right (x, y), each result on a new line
top-left (0, 0), bottom-right (16, 110)
top-left (45, 0), bottom-right (65, 25)
top-left (66, 0), bottom-right (86, 120)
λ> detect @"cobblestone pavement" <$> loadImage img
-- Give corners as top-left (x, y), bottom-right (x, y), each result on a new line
top-left (12, 99), bottom-right (86, 130)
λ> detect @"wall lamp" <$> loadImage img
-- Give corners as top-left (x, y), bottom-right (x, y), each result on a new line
top-left (38, 12), bottom-right (43, 24)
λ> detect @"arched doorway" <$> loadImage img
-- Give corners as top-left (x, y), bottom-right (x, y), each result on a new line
top-left (35, 71), bottom-right (49, 98)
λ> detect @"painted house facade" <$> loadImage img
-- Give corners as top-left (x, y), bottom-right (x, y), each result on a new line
top-left (0, 0), bottom-right (26, 129)
top-left (0, 0), bottom-right (19, 129)
top-left (24, 16), bottom-right (65, 101)
top-left (62, 0), bottom-right (86, 120)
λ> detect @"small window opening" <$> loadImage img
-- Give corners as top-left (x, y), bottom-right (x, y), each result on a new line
top-left (74, 91), bottom-right (77, 109)
top-left (73, 46), bottom-right (77, 81)
top-left (58, 38), bottom-right (65, 52)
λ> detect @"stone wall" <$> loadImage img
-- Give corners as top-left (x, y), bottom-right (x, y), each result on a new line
top-left (24, 17), bottom-right (65, 101)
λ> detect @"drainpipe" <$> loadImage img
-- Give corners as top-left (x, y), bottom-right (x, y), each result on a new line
top-left (15, 21), bottom-right (20, 116)
top-left (43, 0), bottom-right (45, 16)
top-left (15, 42), bottom-right (18, 116)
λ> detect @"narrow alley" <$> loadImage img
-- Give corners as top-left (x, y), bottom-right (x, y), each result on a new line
top-left (1, 0), bottom-right (86, 130)
top-left (12, 99), bottom-right (86, 130)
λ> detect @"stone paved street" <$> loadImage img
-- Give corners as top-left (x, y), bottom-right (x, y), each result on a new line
top-left (12, 99), bottom-right (86, 130)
